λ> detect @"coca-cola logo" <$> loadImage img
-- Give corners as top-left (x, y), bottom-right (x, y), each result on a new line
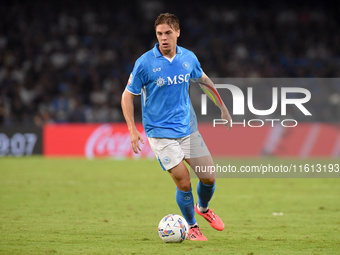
top-left (85, 124), bottom-right (153, 159)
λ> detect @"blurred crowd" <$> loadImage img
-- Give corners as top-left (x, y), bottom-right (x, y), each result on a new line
top-left (0, 0), bottom-right (340, 126)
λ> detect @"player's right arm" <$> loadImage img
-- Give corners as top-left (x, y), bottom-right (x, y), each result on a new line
top-left (121, 90), bottom-right (144, 154)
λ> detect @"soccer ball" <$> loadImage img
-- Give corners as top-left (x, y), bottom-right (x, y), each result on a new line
top-left (158, 214), bottom-right (189, 243)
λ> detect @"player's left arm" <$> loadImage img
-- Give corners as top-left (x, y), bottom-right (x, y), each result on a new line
top-left (196, 72), bottom-right (232, 130)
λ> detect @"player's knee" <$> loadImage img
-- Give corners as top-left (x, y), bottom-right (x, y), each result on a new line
top-left (200, 178), bottom-right (216, 186)
top-left (177, 181), bottom-right (191, 192)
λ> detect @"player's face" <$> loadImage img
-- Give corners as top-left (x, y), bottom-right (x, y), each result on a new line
top-left (155, 24), bottom-right (180, 57)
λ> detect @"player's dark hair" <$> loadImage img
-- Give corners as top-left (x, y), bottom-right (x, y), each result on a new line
top-left (154, 13), bottom-right (180, 31)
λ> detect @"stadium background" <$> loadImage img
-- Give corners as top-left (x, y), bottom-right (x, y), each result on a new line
top-left (1, 1), bottom-right (340, 254)
top-left (0, 0), bottom-right (340, 157)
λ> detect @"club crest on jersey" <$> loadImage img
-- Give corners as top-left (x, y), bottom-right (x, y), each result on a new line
top-left (182, 62), bottom-right (190, 69)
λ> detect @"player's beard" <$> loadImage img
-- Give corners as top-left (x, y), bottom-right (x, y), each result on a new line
top-left (162, 48), bottom-right (171, 54)
top-left (160, 43), bottom-right (174, 56)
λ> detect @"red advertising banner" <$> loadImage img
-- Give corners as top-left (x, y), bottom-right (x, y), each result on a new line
top-left (43, 123), bottom-right (340, 158)
top-left (43, 123), bottom-right (154, 158)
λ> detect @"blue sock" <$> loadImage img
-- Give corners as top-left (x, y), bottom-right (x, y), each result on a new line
top-left (176, 187), bottom-right (196, 225)
top-left (197, 181), bottom-right (216, 208)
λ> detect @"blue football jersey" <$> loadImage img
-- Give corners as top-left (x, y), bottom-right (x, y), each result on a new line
top-left (126, 43), bottom-right (203, 138)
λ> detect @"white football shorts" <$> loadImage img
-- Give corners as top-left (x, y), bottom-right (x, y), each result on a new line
top-left (147, 131), bottom-right (211, 171)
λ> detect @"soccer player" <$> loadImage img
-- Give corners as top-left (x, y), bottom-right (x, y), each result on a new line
top-left (121, 13), bottom-right (232, 241)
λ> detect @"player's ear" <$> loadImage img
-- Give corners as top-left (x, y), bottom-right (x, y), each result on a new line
top-left (177, 29), bottom-right (180, 38)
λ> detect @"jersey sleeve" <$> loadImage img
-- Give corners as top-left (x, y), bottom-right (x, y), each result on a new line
top-left (190, 52), bottom-right (204, 80)
top-left (125, 58), bottom-right (146, 95)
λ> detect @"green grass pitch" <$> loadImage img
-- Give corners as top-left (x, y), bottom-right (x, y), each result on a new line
top-left (1, 157), bottom-right (339, 254)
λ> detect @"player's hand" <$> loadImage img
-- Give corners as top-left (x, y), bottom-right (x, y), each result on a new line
top-left (130, 129), bottom-right (144, 154)
top-left (221, 109), bottom-right (232, 130)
